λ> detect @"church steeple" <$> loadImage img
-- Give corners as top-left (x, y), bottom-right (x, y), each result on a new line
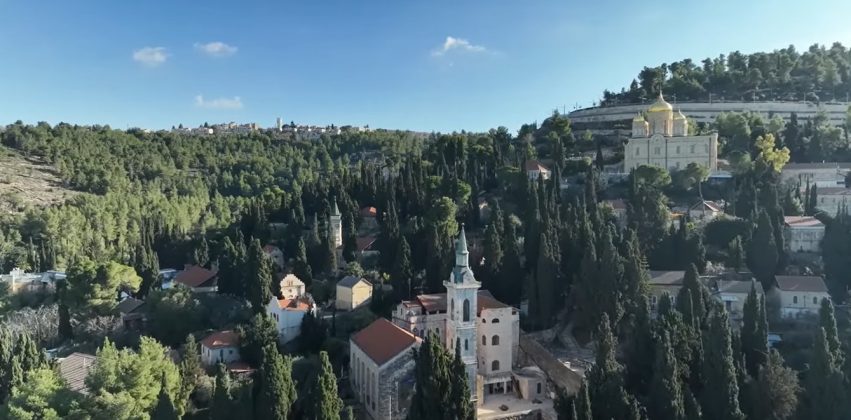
top-left (455, 224), bottom-right (469, 268)
top-left (331, 197), bottom-right (340, 217)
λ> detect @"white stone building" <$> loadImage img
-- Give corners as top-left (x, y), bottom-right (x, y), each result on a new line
top-left (278, 274), bottom-right (306, 300)
top-left (200, 330), bottom-right (241, 367)
top-left (781, 162), bottom-right (851, 188)
top-left (769, 276), bottom-right (831, 318)
top-left (623, 94), bottom-right (719, 173)
top-left (783, 216), bottom-right (825, 253)
top-left (524, 160), bottom-right (551, 181)
top-left (687, 200), bottom-right (724, 223)
top-left (814, 187), bottom-right (851, 216)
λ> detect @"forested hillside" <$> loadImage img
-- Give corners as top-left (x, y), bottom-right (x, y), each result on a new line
top-left (601, 42), bottom-right (851, 105)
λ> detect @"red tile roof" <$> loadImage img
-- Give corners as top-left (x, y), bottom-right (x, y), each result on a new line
top-left (360, 206), bottom-right (378, 218)
top-left (407, 291), bottom-right (511, 314)
top-left (175, 265), bottom-right (217, 288)
top-left (226, 362), bottom-right (255, 374)
top-left (524, 160), bottom-right (550, 172)
top-left (356, 236), bottom-right (377, 252)
top-left (201, 330), bottom-right (240, 349)
top-left (775, 276), bottom-right (829, 293)
top-left (351, 318), bottom-right (419, 366)
top-left (784, 216), bottom-right (824, 228)
top-left (275, 296), bottom-right (312, 311)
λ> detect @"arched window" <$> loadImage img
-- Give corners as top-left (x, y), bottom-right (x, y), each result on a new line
top-left (492, 335), bottom-right (500, 346)
top-left (482, 319), bottom-right (487, 323)
top-left (492, 360), bottom-right (500, 372)
top-left (482, 335), bottom-right (486, 345)
top-left (450, 299), bottom-right (455, 320)
top-left (463, 299), bottom-right (470, 322)
top-left (465, 339), bottom-right (469, 351)
top-left (492, 318), bottom-right (500, 323)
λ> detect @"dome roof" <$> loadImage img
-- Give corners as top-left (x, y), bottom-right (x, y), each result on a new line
top-left (673, 109), bottom-right (687, 120)
top-left (647, 93), bottom-right (673, 113)
top-left (632, 114), bottom-right (646, 122)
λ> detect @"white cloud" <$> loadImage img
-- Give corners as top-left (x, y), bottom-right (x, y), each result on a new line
top-left (194, 42), bottom-right (238, 57)
top-left (194, 95), bottom-right (244, 110)
top-left (132, 47), bottom-right (168, 66)
top-left (431, 36), bottom-right (487, 57)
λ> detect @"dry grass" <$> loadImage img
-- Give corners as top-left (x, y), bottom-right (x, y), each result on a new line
top-left (0, 147), bottom-right (77, 213)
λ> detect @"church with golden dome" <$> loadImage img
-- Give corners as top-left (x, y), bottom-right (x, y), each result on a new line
top-left (623, 93), bottom-right (718, 173)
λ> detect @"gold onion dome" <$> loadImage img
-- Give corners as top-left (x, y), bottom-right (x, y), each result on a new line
top-left (647, 93), bottom-right (673, 112)
top-left (633, 114), bottom-right (646, 121)
top-left (674, 109), bottom-right (687, 120)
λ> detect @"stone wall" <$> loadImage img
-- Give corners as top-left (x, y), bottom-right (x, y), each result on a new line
top-left (377, 350), bottom-right (416, 420)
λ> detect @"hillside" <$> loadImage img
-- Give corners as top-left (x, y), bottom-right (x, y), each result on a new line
top-left (0, 147), bottom-right (77, 213)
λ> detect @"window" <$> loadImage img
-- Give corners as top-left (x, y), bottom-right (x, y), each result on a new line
top-left (463, 299), bottom-right (471, 322)
top-left (537, 383), bottom-right (542, 394)
top-left (482, 319), bottom-right (487, 323)
top-left (492, 318), bottom-right (500, 323)
top-left (450, 299), bottom-right (455, 320)
top-left (492, 360), bottom-right (500, 371)
top-left (654, 147), bottom-right (661, 155)
top-left (793, 296), bottom-right (798, 304)
top-left (482, 335), bottom-right (486, 345)
top-left (814, 297), bottom-right (818, 305)
top-left (690, 145), bottom-right (695, 153)
top-left (635, 147), bottom-right (640, 156)
top-left (492, 335), bottom-right (500, 346)
top-left (465, 339), bottom-right (469, 351)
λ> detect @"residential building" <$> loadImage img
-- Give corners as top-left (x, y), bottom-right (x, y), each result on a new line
top-left (706, 279), bottom-right (763, 321)
top-left (770, 276), bottom-right (831, 318)
top-left (623, 94), bottom-right (719, 173)
top-left (647, 270), bottom-right (685, 313)
top-left (200, 330), bottom-right (241, 366)
top-left (174, 265), bottom-right (218, 293)
top-left (279, 274), bottom-right (306, 300)
top-left (687, 200), bottom-right (724, 223)
top-left (781, 162), bottom-right (851, 188)
top-left (350, 318), bottom-right (420, 420)
top-left (266, 295), bottom-right (315, 344)
top-left (336, 276), bottom-right (373, 311)
top-left (524, 160), bottom-right (551, 181)
top-left (0, 268), bottom-right (64, 294)
top-left (117, 297), bottom-right (146, 330)
top-left (263, 245), bottom-right (285, 271)
top-left (783, 216), bottom-right (825, 253)
top-left (58, 353), bottom-right (97, 395)
top-left (814, 187), bottom-right (851, 216)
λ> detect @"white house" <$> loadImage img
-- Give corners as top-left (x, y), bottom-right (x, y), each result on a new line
top-left (350, 318), bottom-right (420, 420)
top-left (266, 295), bottom-right (315, 344)
top-left (688, 200), bottom-right (723, 223)
top-left (783, 216), bottom-right (825, 253)
top-left (200, 330), bottom-right (241, 367)
top-left (263, 245), bottom-right (285, 271)
top-left (279, 274), bottom-right (306, 300)
top-left (781, 162), bottom-right (851, 188)
top-left (524, 160), bottom-right (551, 181)
top-left (770, 276), bottom-right (831, 318)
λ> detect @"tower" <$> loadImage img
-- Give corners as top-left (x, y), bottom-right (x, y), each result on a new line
top-left (329, 197), bottom-right (343, 248)
top-left (444, 225), bottom-right (480, 402)
top-left (275, 117), bottom-right (283, 132)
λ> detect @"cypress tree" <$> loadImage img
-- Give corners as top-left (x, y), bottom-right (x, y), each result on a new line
top-left (408, 333), bottom-right (451, 420)
top-left (391, 236), bottom-right (414, 301)
top-left (152, 375), bottom-right (179, 420)
top-left (587, 314), bottom-right (630, 420)
top-left (575, 381), bottom-right (593, 420)
top-left (677, 264), bottom-right (709, 327)
top-left (247, 238), bottom-right (273, 313)
top-left (449, 339), bottom-right (475, 420)
top-left (178, 334), bottom-right (202, 416)
top-left (211, 364), bottom-right (233, 420)
top-left (294, 237), bottom-right (313, 286)
top-left (802, 327), bottom-right (846, 420)
top-left (624, 295), bottom-right (655, 396)
top-left (809, 184), bottom-right (819, 215)
top-left (749, 211), bottom-right (778, 290)
top-left (649, 331), bottom-right (685, 420)
top-left (727, 236), bottom-right (745, 271)
top-left (310, 351), bottom-right (343, 420)
top-left (819, 297), bottom-right (843, 366)
top-left (499, 214), bottom-right (523, 306)
top-left (700, 305), bottom-right (745, 420)
top-left (740, 284), bottom-right (768, 376)
top-left (597, 226), bottom-right (624, 327)
top-left (574, 232), bottom-right (599, 332)
top-left (342, 211), bottom-right (358, 263)
top-left (751, 349), bottom-right (800, 420)
top-left (254, 345), bottom-right (296, 420)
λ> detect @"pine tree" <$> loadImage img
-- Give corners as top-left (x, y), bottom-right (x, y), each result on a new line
top-left (649, 331), bottom-right (685, 420)
top-left (247, 238), bottom-right (273, 313)
top-left (740, 284), bottom-right (768, 376)
top-left (700, 305), bottom-right (745, 420)
top-left (449, 339), bottom-right (475, 420)
top-left (254, 345), bottom-right (296, 420)
top-left (310, 351), bottom-right (344, 420)
top-left (751, 349), bottom-right (799, 420)
top-left (391, 236), bottom-right (414, 301)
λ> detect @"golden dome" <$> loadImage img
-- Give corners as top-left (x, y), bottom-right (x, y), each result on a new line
top-left (633, 114), bottom-right (646, 122)
top-left (673, 109), bottom-right (687, 120)
top-left (647, 93), bottom-right (673, 113)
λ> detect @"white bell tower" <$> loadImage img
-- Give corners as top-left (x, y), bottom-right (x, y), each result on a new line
top-left (444, 225), bottom-right (480, 402)
top-left (329, 197), bottom-right (343, 248)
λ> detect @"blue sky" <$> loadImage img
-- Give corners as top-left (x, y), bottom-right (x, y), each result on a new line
top-left (1, 0), bottom-right (850, 133)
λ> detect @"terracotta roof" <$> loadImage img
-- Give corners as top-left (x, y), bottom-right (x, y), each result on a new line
top-left (58, 353), bottom-right (97, 395)
top-left (351, 318), bottom-right (419, 366)
top-left (784, 216), bottom-right (824, 228)
top-left (116, 297), bottom-right (145, 314)
top-left (408, 290), bottom-right (511, 314)
top-left (360, 206), bottom-right (378, 218)
top-left (338, 275), bottom-right (371, 289)
top-left (477, 293), bottom-right (509, 315)
top-left (524, 160), bottom-right (550, 172)
top-left (275, 296), bottom-right (312, 311)
top-left (356, 236), bottom-right (377, 252)
top-left (175, 265), bottom-right (217, 288)
top-left (201, 330), bottom-right (240, 349)
top-left (226, 362), bottom-right (255, 374)
top-left (775, 276), bottom-right (829, 293)
top-left (690, 200), bottom-right (723, 213)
